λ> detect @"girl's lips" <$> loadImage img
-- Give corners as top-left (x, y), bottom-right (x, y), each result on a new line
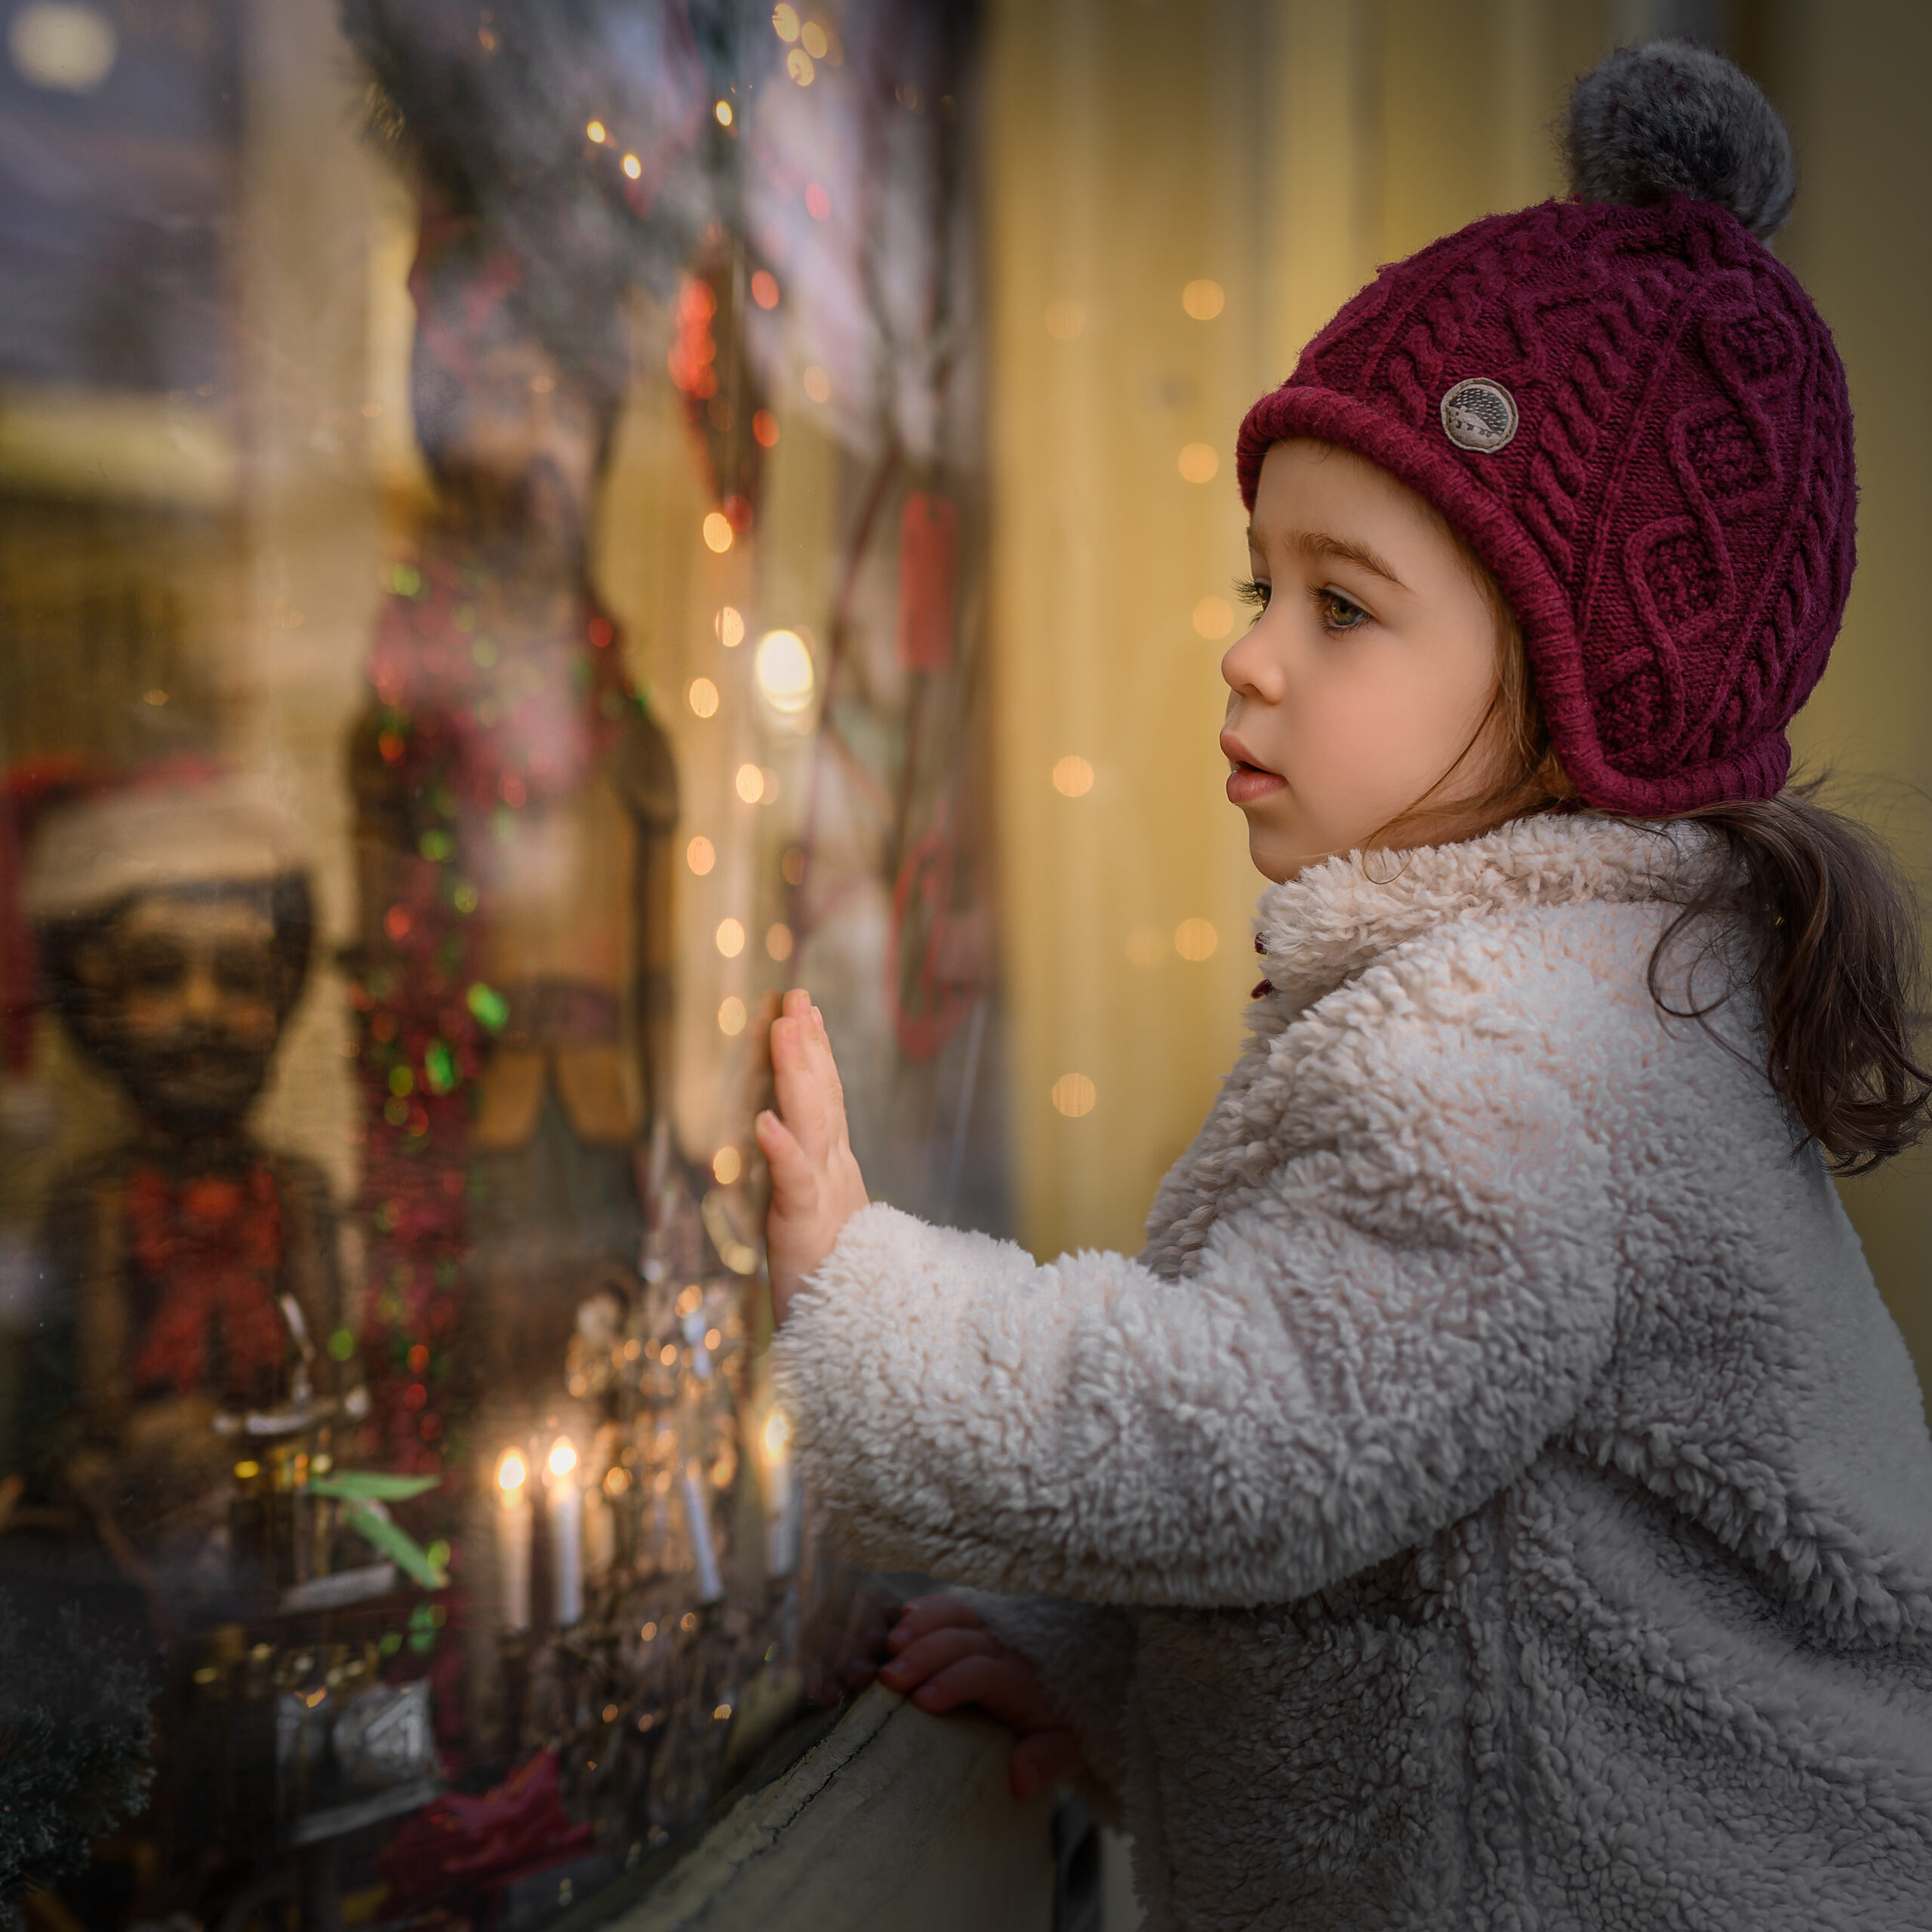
top-left (1226, 761), bottom-right (1287, 805)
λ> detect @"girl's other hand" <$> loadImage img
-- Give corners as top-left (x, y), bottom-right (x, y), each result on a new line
top-left (878, 1595), bottom-right (1085, 1801)
top-left (755, 987), bottom-right (869, 1324)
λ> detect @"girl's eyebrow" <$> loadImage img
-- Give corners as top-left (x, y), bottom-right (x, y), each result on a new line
top-left (1246, 525), bottom-right (1408, 590)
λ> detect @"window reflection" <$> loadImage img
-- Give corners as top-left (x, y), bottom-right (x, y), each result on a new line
top-left (0, 0), bottom-right (996, 1921)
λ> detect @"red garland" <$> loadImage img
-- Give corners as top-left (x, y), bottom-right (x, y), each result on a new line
top-left (350, 545), bottom-right (635, 1473)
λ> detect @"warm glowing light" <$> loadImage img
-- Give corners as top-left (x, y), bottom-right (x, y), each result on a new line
top-left (641, 1620), bottom-right (658, 1641)
top-left (1051, 755), bottom-right (1094, 798)
top-left (676, 1286), bottom-right (702, 1317)
top-left (755, 629), bottom-right (815, 713)
top-left (787, 47), bottom-right (814, 84)
top-left (497, 1451), bottom-right (528, 1492)
top-left (801, 20), bottom-right (828, 57)
top-left (547, 1438), bottom-right (577, 1478)
top-left (9, 2), bottom-right (118, 93)
top-left (1192, 595), bottom-right (1234, 639)
top-left (1125, 928), bottom-right (1164, 969)
top-left (801, 365), bottom-right (831, 404)
top-left (1174, 918), bottom-right (1219, 961)
top-left (752, 408), bottom-right (780, 448)
top-left (714, 99), bottom-right (733, 126)
top-left (772, 2), bottom-right (799, 38)
top-left (766, 922), bottom-right (794, 961)
top-left (716, 917), bottom-right (746, 958)
top-left (1178, 443), bottom-right (1220, 484)
top-left (715, 605), bottom-right (746, 648)
top-left (713, 1145), bottom-right (743, 1184)
top-left (660, 1343), bottom-right (676, 1366)
top-left (687, 835), bottom-right (715, 875)
top-left (804, 181), bottom-right (830, 221)
top-left (762, 1407), bottom-right (791, 1460)
top-left (622, 152), bottom-right (642, 180)
top-left (686, 676), bottom-right (720, 718)
top-left (718, 997), bottom-right (747, 1037)
top-left (1044, 298), bottom-right (1084, 341)
top-left (781, 846), bottom-right (807, 886)
top-left (586, 119), bottom-right (607, 143)
top-left (1181, 278), bottom-right (1226, 320)
top-left (1051, 1072), bottom-right (1097, 1118)
top-left (750, 270), bottom-right (779, 309)
top-left (735, 763), bottom-right (765, 804)
top-left (703, 511), bottom-right (734, 552)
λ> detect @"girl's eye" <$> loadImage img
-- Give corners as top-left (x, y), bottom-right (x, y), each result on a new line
top-left (1315, 588), bottom-right (1369, 632)
top-left (1234, 577), bottom-right (1270, 611)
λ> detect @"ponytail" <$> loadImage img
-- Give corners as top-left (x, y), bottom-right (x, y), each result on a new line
top-left (1651, 784), bottom-right (1932, 1174)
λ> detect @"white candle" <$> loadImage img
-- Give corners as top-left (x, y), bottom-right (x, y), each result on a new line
top-left (496, 1451), bottom-right (532, 1631)
top-left (680, 1461), bottom-right (724, 1604)
top-left (761, 1407), bottom-right (799, 1581)
top-left (546, 1438), bottom-right (583, 1628)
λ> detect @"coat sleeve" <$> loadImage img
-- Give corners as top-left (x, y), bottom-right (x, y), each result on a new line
top-left (775, 939), bottom-right (1628, 1607)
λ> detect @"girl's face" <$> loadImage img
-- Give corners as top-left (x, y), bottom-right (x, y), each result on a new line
top-left (1222, 439), bottom-right (1512, 883)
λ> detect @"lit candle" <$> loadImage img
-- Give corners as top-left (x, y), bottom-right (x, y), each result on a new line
top-left (761, 1407), bottom-right (800, 1580)
top-left (680, 1460), bottom-right (725, 1604)
top-left (546, 1437), bottom-right (583, 1627)
top-left (497, 1450), bottom-right (532, 1631)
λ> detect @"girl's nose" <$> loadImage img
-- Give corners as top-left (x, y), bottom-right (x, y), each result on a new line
top-left (1220, 615), bottom-right (1281, 701)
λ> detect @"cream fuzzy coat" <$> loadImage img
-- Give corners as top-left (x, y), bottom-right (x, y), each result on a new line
top-left (776, 815), bottom-right (1932, 1930)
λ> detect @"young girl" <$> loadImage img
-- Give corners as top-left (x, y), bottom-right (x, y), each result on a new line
top-left (754, 43), bottom-right (1932, 1929)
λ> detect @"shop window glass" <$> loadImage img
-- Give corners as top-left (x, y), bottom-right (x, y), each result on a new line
top-left (0, 2), bottom-right (998, 1921)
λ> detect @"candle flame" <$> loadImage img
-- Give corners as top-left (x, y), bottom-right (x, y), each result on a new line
top-left (762, 1408), bottom-right (790, 1460)
top-left (548, 1438), bottom-right (578, 1478)
top-left (497, 1450), bottom-right (527, 1492)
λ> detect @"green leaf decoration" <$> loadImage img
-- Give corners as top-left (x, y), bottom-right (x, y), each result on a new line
top-left (340, 1501), bottom-right (450, 1590)
top-left (306, 1470), bottom-right (441, 1503)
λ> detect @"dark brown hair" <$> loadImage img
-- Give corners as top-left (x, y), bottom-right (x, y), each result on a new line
top-left (1395, 558), bottom-right (1932, 1172)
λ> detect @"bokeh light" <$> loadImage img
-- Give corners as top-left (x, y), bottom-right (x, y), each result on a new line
top-left (755, 629), bottom-right (815, 713)
top-left (766, 922), bottom-right (794, 961)
top-left (702, 511), bottom-right (734, 552)
top-left (1174, 918), bottom-right (1218, 961)
top-left (1178, 443), bottom-right (1219, 484)
top-left (1192, 595), bottom-right (1234, 638)
top-left (713, 1144), bottom-right (743, 1183)
top-left (715, 605), bottom-right (746, 647)
top-left (1051, 754), bottom-right (1094, 797)
top-left (715, 917), bottom-right (746, 958)
top-left (1051, 1072), bottom-right (1097, 1118)
top-left (1181, 278), bottom-right (1226, 320)
top-left (718, 998), bottom-right (746, 1038)
top-left (686, 835), bottom-right (715, 875)
top-left (686, 676), bottom-right (719, 718)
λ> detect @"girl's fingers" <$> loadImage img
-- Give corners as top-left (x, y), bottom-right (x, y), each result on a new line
top-left (876, 1626), bottom-right (1001, 1691)
top-left (906, 1656), bottom-right (1057, 1732)
top-left (888, 1596), bottom-right (986, 1650)
top-left (770, 1017), bottom-right (833, 1159)
top-left (799, 1008), bottom-right (853, 1150)
top-left (754, 1109), bottom-right (818, 1211)
top-left (1009, 1728), bottom-right (1084, 1801)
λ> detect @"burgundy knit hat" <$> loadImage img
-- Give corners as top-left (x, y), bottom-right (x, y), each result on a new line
top-left (1235, 42), bottom-right (1855, 814)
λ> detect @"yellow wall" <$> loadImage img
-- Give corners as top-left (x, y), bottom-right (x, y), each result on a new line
top-left (987, 0), bottom-right (1929, 1385)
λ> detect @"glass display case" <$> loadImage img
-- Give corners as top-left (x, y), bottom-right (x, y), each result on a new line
top-left (0, 2), bottom-right (1000, 1927)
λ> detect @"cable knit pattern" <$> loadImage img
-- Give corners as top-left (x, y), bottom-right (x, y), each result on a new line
top-left (1234, 197), bottom-right (1857, 815)
top-left (776, 815), bottom-right (1932, 1930)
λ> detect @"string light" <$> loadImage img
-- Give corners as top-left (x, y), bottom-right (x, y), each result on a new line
top-left (1181, 278), bottom-right (1226, 320)
top-left (713, 1146), bottom-right (743, 1183)
top-left (787, 48), bottom-right (814, 84)
top-left (703, 511), bottom-right (734, 552)
top-left (715, 100), bottom-right (733, 127)
top-left (622, 153), bottom-right (641, 180)
top-left (586, 119), bottom-right (606, 143)
top-left (718, 998), bottom-right (746, 1037)
top-left (547, 1438), bottom-right (577, 1478)
top-left (1051, 755), bottom-right (1094, 797)
top-left (1174, 918), bottom-right (1219, 961)
top-left (686, 676), bottom-right (719, 718)
top-left (1051, 1072), bottom-right (1097, 1118)
top-left (687, 835), bottom-right (715, 875)
top-left (715, 606), bottom-right (745, 648)
top-left (715, 918), bottom-right (746, 958)
top-left (772, 2), bottom-right (799, 39)
top-left (1192, 595), bottom-right (1234, 638)
top-left (735, 763), bottom-right (765, 804)
top-left (754, 630), bottom-right (814, 713)
top-left (1178, 443), bottom-right (1219, 483)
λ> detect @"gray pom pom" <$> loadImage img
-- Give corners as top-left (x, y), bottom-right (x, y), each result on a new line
top-left (1565, 40), bottom-right (1795, 240)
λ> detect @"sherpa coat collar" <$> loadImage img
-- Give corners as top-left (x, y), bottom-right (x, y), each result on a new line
top-left (780, 811), bottom-right (1932, 1931)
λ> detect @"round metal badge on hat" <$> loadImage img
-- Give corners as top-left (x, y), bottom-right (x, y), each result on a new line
top-left (1439, 377), bottom-right (1518, 453)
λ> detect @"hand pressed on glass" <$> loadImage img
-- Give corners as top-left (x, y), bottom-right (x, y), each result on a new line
top-left (878, 1595), bottom-right (1085, 1801)
top-left (755, 987), bottom-right (870, 1321)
